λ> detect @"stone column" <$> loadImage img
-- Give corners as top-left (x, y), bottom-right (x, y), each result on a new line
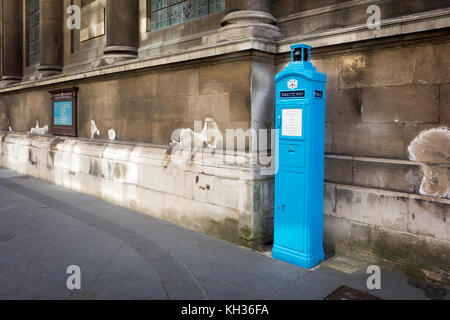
top-left (204, 0), bottom-right (280, 44)
top-left (39, 0), bottom-right (63, 76)
top-left (1, 0), bottom-right (23, 85)
top-left (103, 0), bottom-right (139, 62)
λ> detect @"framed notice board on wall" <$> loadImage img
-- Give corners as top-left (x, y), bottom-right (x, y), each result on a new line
top-left (50, 88), bottom-right (78, 137)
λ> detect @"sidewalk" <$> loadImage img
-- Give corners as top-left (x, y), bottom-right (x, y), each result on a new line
top-left (0, 167), bottom-right (447, 300)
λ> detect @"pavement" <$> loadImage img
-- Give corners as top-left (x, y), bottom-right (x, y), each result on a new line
top-left (0, 167), bottom-right (447, 300)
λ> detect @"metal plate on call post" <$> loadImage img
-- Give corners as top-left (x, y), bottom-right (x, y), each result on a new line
top-left (282, 109), bottom-right (302, 137)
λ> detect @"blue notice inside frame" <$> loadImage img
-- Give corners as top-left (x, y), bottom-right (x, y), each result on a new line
top-left (54, 101), bottom-right (73, 126)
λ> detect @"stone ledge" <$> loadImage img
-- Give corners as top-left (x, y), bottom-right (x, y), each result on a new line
top-left (0, 38), bottom-right (277, 94)
top-left (0, 131), bottom-right (275, 179)
top-left (326, 182), bottom-right (450, 205)
top-left (325, 182), bottom-right (450, 241)
top-left (325, 154), bottom-right (450, 199)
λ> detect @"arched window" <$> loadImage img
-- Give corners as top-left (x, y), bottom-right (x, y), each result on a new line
top-left (150, 0), bottom-right (225, 31)
top-left (26, 0), bottom-right (40, 66)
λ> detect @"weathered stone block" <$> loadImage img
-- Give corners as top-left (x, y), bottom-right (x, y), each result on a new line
top-left (148, 96), bottom-right (189, 121)
top-left (325, 123), bottom-right (333, 153)
top-left (440, 84), bottom-right (450, 124)
top-left (338, 49), bottom-right (414, 89)
top-left (138, 164), bottom-right (175, 194)
top-left (336, 185), bottom-right (408, 232)
top-left (413, 41), bottom-right (450, 85)
top-left (251, 60), bottom-right (275, 131)
top-left (79, 81), bottom-right (109, 105)
top-left (8, 105), bottom-right (29, 132)
top-left (157, 69), bottom-right (199, 97)
top-left (74, 140), bottom-right (107, 158)
top-left (112, 97), bottom-right (148, 121)
top-left (350, 222), bottom-right (371, 254)
top-left (0, 132), bottom-right (4, 152)
top-left (324, 183), bottom-right (336, 217)
top-left (312, 57), bottom-right (339, 90)
top-left (361, 85), bottom-right (439, 124)
top-left (324, 157), bottom-right (353, 184)
top-left (103, 144), bottom-right (134, 162)
top-left (325, 88), bottom-right (362, 123)
top-left (199, 61), bottom-right (251, 95)
top-left (323, 215), bottom-right (351, 254)
top-left (352, 160), bottom-right (422, 194)
top-left (151, 120), bottom-right (192, 145)
top-left (181, 170), bottom-right (197, 200)
top-left (119, 119), bottom-right (154, 143)
top-left (238, 182), bottom-right (253, 214)
top-left (111, 161), bottom-right (139, 185)
top-left (333, 123), bottom-right (404, 159)
top-left (408, 198), bottom-right (450, 241)
top-left (188, 94), bottom-right (230, 122)
top-left (208, 177), bottom-right (240, 210)
top-left (261, 179), bottom-right (274, 211)
top-left (191, 173), bottom-right (214, 203)
top-left (229, 92), bottom-right (251, 122)
top-left (25, 91), bottom-right (51, 127)
top-left (370, 226), bottom-right (450, 278)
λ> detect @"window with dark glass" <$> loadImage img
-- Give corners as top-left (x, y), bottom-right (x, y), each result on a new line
top-left (150, 0), bottom-right (225, 31)
top-left (27, 0), bottom-right (40, 66)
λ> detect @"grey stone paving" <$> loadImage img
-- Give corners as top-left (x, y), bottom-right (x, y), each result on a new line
top-left (0, 167), bottom-right (447, 300)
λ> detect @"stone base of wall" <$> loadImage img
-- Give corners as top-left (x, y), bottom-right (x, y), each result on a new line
top-left (0, 132), bottom-right (274, 248)
top-left (324, 183), bottom-right (450, 284)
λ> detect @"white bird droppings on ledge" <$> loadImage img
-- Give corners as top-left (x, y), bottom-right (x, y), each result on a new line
top-left (90, 120), bottom-right (100, 139)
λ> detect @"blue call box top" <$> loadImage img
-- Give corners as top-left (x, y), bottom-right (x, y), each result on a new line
top-left (275, 43), bottom-right (327, 85)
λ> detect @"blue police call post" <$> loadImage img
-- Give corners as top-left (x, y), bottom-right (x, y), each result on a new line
top-left (272, 44), bottom-right (327, 269)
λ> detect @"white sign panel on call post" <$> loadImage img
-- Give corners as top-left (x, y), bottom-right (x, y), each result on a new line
top-left (282, 108), bottom-right (303, 137)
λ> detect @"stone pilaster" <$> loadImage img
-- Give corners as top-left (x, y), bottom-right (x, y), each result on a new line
top-left (38, 0), bottom-right (63, 76)
top-left (1, 0), bottom-right (23, 85)
top-left (103, 0), bottom-right (139, 63)
top-left (204, 0), bottom-right (281, 44)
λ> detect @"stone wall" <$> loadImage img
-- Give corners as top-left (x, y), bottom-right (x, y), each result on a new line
top-left (2, 56), bottom-right (255, 146)
top-left (298, 36), bottom-right (449, 282)
top-left (273, 0), bottom-right (450, 38)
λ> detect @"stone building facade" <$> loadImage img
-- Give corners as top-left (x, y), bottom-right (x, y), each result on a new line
top-left (0, 0), bottom-right (449, 283)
